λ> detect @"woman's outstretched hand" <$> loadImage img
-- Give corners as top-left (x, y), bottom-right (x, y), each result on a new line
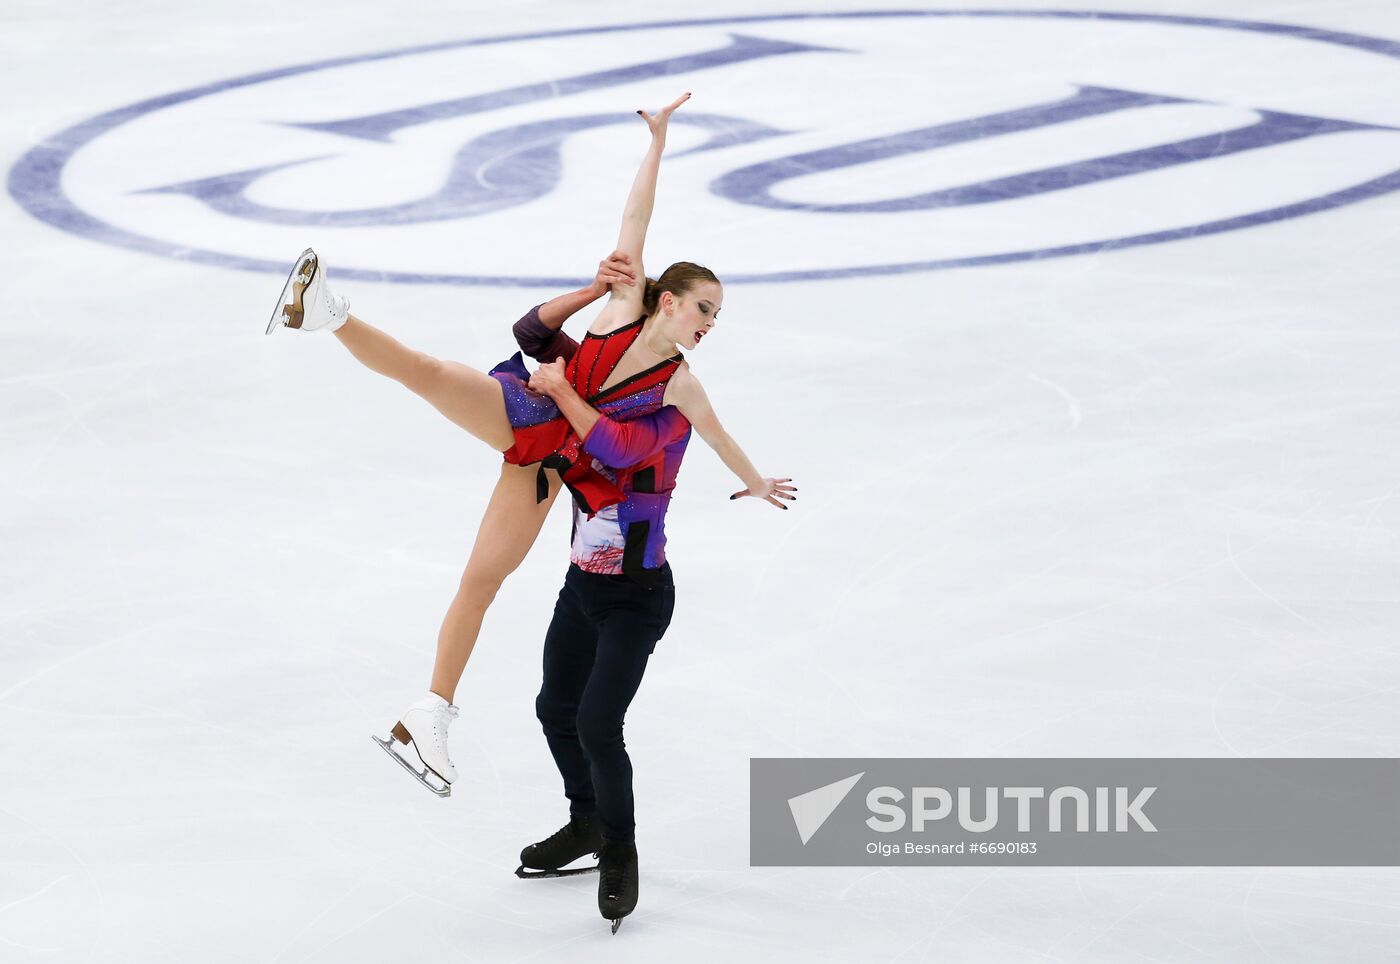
top-left (730, 478), bottom-right (798, 510)
top-left (590, 250), bottom-right (637, 296)
top-left (639, 92), bottom-right (691, 145)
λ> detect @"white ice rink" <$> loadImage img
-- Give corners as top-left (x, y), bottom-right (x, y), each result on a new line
top-left (3, 1), bottom-right (1399, 960)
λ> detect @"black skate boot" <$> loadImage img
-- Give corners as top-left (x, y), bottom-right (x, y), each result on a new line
top-left (597, 839), bottom-right (639, 934)
top-left (515, 814), bottom-right (603, 879)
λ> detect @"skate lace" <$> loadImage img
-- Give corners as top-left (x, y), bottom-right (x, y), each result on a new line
top-left (543, 822), bottom-right (579, 851)
top-left (432, 703), bottom-right (459, 758)
top-left (599, 848), bottom-right (634, 899)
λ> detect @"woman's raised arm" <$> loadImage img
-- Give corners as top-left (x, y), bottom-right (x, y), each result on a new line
top-left (592, 92), bottom-right (691, 330)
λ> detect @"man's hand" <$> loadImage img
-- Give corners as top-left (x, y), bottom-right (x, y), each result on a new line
top-left (527, 357), bottom-right (572, 399)
top-left (590, 250), bottom-right (637, 296)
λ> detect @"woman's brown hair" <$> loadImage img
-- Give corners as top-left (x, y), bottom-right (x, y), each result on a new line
top-left (641, 261), bottom-right (720, 314)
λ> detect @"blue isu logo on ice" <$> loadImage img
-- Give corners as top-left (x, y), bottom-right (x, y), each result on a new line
top-left (10, 10), bottom-right (1400, 284)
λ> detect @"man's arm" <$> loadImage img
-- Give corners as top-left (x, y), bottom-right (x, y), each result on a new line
top-left (528, 360), bottom-right (689, 466)
top-left (514, 252), bottom-right (637, 361)
top-left (583, 404), bottom-right (690, 467)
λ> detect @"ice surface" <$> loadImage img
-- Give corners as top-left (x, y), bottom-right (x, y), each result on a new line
top-left (2, 1), bottom-right (1398, 961)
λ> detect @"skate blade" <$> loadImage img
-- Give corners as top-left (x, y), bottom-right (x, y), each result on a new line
top-left (610, 917), bottom-right (623, 934)
top-left (514, 863), bottom-right (599, 879)
top-left (371, 732), bottom-right (451, 797)
top-left (265, 248), bottom-right (317, 335)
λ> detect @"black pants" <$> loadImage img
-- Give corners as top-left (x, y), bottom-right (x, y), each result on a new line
top-left (534, 563), bottom-right (675, 844)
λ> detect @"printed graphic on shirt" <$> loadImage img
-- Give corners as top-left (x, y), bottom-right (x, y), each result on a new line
top-left (572, 503), bottom-right (627, 575)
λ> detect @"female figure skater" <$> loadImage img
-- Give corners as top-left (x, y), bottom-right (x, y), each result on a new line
top-left (264, 92), bottom-right (795, 821)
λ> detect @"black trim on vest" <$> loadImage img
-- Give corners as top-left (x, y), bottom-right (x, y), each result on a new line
top-left (537, 454), bottom-right (571, 505)
top-left (589, 355), bottom-right (684, 404)
top-left (562, 481), bottom-right (596, 516)
top-left (582, 315), bottom-right (646, 340)
top-left (622, 519), bottom-right (660, 589)
top-left (584, 342), bottom-right (602, 398)
top-left (632, 466), bottom-right (656, 494)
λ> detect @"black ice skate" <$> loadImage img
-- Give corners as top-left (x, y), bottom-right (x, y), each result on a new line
top-left (515, 814), bottom-right (603, 879)
top-left (596, 839), bottom-right (639, 934)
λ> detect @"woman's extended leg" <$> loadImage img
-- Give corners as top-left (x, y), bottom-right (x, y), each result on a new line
top-left (333, 313), bottom-right (516, 451)
top-left (429, 461), bottom-right (563, 703)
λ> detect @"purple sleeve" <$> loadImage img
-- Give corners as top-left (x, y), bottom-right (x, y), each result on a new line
top-left (582, 406), bottom-right (691, 467)
top-left (513, 304), bottom-right (580, 364)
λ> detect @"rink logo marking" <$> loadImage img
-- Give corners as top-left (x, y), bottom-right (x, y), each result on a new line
top-left (711, 86), bottom-right (1390, 213)
top-left (9, 10), bottom-right (1400, 286)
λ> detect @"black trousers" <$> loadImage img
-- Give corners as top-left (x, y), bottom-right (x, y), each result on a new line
top-left (534, 563), bottom-right (675, 843)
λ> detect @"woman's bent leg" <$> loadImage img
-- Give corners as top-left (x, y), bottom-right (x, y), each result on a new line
top-left (430, 462), bottom-right (562, 703)
top-left (333, 313), bottom-right (515, 451)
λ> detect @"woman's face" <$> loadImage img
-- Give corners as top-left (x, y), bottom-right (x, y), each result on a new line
top-left (661, 281), bottom-right (723, 352)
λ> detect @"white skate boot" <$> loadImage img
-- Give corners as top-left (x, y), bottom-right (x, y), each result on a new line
top-left (265, 247), bottom-right (349, 335)
top-left (372, 693), bottom-right (459, 797)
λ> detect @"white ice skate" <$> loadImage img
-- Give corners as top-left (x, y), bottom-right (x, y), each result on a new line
top-left (265, 247), bottom-right (349, 335)
top-left (372, 693), bottom-right (459, 798)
